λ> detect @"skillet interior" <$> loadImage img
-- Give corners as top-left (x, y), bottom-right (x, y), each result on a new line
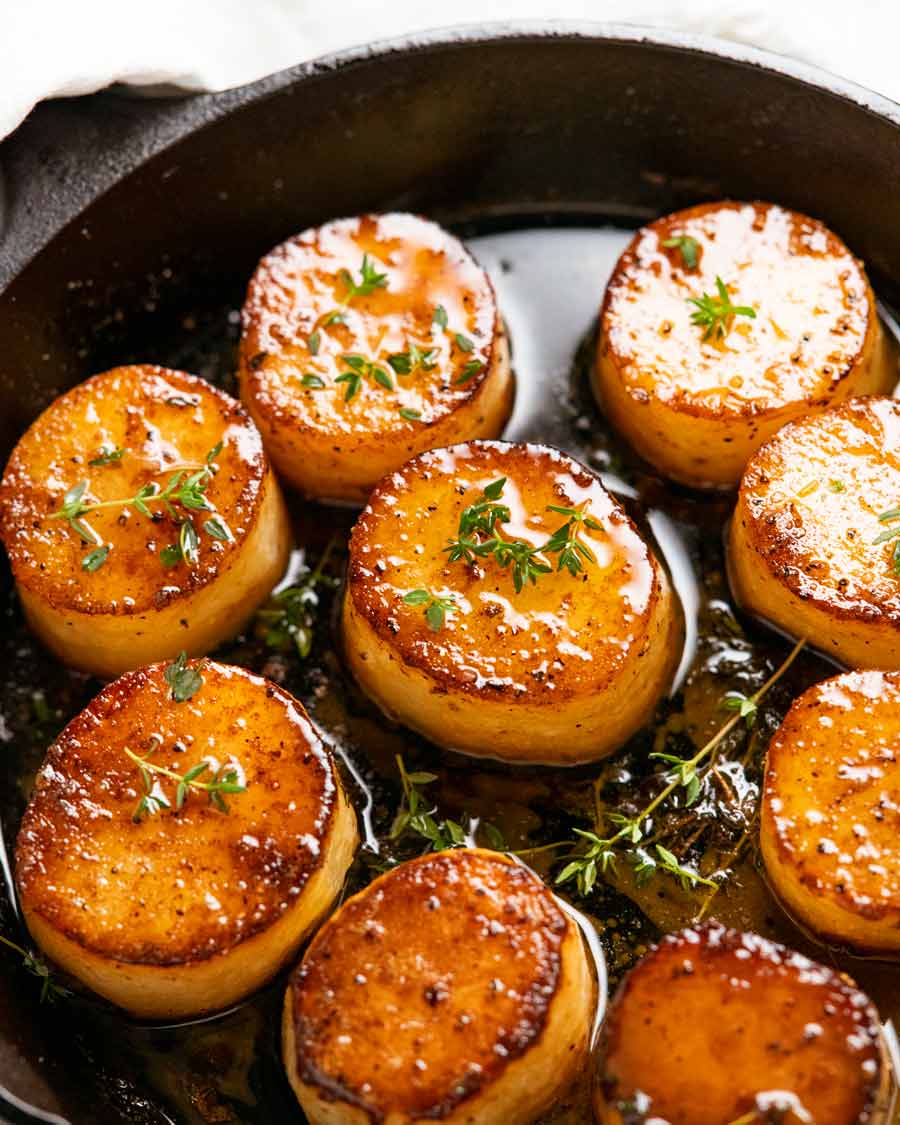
top-left (1, 24), bottom-right (900, 1123)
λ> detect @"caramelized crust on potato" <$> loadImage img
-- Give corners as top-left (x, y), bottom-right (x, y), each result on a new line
top-left (342, 441), bottom-right (680, 764)
top-left (728, 396), bottom-right (900, 669)
top-left (0, 365), bottom-right (290, 678)
top-left (16, 659), bottom-right (357, 1019)
top-left (762, 670), bottom-right (900, 955)
top-left (283, 848), bottom-right (593, 1125)
top-left (594, 201), bottom-right (894, 488)
top-left (594, 922), bottom-right (887, 1125)
top-left (239, 212), bottom-right (514, 504)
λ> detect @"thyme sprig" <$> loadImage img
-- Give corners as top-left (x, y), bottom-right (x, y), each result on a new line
top-left (688, 276), bottom-right (756, 340)
top-left (662, 234), bottom-right (700, 269)
top-left (445, 479), bottom-right (601, 592)
top-left (52, 442), bottom-right (224, 570)
top-left (388, 343), bottom-right (437, 376)
top-left (335, 354), bottom-right (394, 401)
top-left (256, 538), bottom-right (339, 659)
top-left (389, 755), bottom-right (470, 852)
top-left (873, 507), bottom-right (900, 576)
top-left (402, 588), bottom-right (458, 632)
top-left (128, 747), bottom-right (246, 822)
top-left (524, 638), bottom-right (805, 899)
top-left (322, 253), bottom-right (388, 327)
top-left (164, 650), bottom-right (205, 702)
top-left (0, 933), bottom-right (70, 1004)
top-left (89, 444), bottom-right (125, 467)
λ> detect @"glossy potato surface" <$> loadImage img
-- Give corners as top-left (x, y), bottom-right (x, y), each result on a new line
top-left (343, 441), bottom-right (680, 763)
top-left (729, 396), bottom-right (900, 668)
top-left (239, 212), bottom-right (513, 503)
top-left (594, 201), bottom-right (893, 488)
top-left (16, 659), bottom-right (357, 1018)
top-left (0, 365), bottom-right (290, 677)
top-left (594, 922), bottom-right (886, 1125)
top-left (284, 848), bottom-right (593, 1125)
top-left (762, 670), bottom-right (900, 955)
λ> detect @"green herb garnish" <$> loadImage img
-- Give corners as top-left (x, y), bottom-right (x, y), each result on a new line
top-left (662, 234), bottom-right (700, 269)
top-left (335, 354), bottom-right (393, 401)
top-left (163, 651), bottom-right (204, 703)
top-left (517, 639), bottom-right (806, 900)
top-left (81, 544), bottom-right (110, 572)
top-left (688, 276), bottom-right (756, 341)
top-left (52, 441), bottom-right (224, 568)
top-left (403, 588), bottom-right (458, 632)
top-left (445, 480), bottom-right (601, 592)
top-left (455, 360), bottom-right (483, 386)
top-left (256, 539), bottom-right (339, 660)
top-left (388, 343), bottom-right (437, 375)
top-left (127, 741), bottom-right (246, 822)
top-left (0, 934), bottom-right (69, 1004)
top-left (88, 444), bottom-right (125, 467)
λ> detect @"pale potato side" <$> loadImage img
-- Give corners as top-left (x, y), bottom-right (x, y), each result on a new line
top-left (0, 365), bottom-right (290, 678)
top-left (16, 659), bottom-right (358, 1019)
top-left (283, 848), bottom-right (594, 1125)
top-left (762, 669), bottom-right (900, 956)
top-left (594, 201), bottom-right (894, 489)
top-left (239, 212), bottom-right (514, 504)
top-left (728, 396), bottom-right (900, 669)
top-left (594, 922), bottom-right (887, 1125)
top-left (342, 440), bottom-right (681, 765)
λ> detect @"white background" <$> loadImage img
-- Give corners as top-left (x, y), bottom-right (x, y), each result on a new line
top-left (1, 0), bottom-right (898, 141)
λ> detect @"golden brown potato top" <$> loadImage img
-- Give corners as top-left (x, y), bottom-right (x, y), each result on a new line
top-left (765, 669), bottom-right (900, 922)
top-left (288, 849), bottom-right (570, 1118)
top-left (600, 922), bottom-right (883, 1125)
top-left (240, 212), bottom-right (499, 443)
top-left (16, 660), bottom-right (341, 965)
top-left (737, 396), bottom-right (900, 624)
top-left (347, 441), bottom-right (668, 701)
top-left (0, 365), bottom-right (267, 615)
top-left (600, 201), bottom-right (876, 418)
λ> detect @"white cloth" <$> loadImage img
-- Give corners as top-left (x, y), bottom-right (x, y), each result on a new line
top-left (1, 0), bottom-right (898, 142)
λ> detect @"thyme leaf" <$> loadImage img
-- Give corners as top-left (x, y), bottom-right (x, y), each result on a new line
top-left (163, 650), bottom-right (204, 703)
top-left (688, 276), bottom-right (756, 341)
top-left (403, 588), bottom-right (458, 632)
top-left (662, 234), bottom-right (700, 269)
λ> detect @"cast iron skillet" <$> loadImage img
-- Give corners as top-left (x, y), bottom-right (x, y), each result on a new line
top-left (1, 22), bottom-right (899, 1124)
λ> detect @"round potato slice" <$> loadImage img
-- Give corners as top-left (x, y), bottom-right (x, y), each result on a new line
top-left (239, 212), bottom-right (514, 504)
top-left (728, 396), bottom-right (900, 669)
top-left (762, 669), bottom-right (900, 956)
top-left (16, 658), bottom-right (357, 1019)
top-left (594, 921), bottom-right (887, 1125)
top-left (594, 200), bottom-right (894, 488)
top-left (0, 364), bottom-right (290, 679)
top-left (342, 440), bottom-right (680, 765)
top-left (283, 848), bottom-right (594, 1125)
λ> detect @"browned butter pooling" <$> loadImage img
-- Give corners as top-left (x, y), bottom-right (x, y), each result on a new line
top-left (595, 921), bottom-right (886, 1125)
top-left (595, 201), bottom-right (892, 487)
top-left (284, 848), bottom-right (593, 1125)
top-left (16, 660), bottom-right (357, 1018)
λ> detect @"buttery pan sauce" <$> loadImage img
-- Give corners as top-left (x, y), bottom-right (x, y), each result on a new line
top-left (1, 225), bottom-right (899, 1124)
